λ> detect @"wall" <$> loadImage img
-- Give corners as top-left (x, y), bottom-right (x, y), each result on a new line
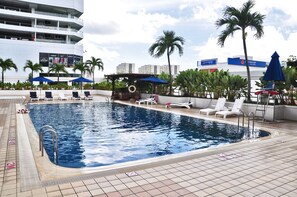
top-left (142, 94), bottom-right (297, 121)
top-left (0, 89), bottom-right (112, 98)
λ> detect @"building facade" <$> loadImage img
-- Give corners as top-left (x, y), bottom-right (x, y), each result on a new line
top-left (116, 63), bottom-right (135, 74)
top-left (138, 64), bottom-right (180, 76)
top-left (0, 0), bottom-right (84, 83)
top-left (197, 56), bottom-right (268, 92)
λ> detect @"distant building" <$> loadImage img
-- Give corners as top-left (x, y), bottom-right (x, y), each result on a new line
top-left (197, 56), bottom-right (267, 80)
top-left (138, 64), bottom-right (180, 76)
top-left (197, 56), bottom-right (268, 92)
top-left (0, 0), bottom-right (84, 83)
top-left (138, 65), bottom-right (159, 74)
top-left (116, 63), bottom-right (135, 74)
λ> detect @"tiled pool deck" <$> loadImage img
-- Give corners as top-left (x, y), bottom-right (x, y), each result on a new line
top-left (1, 96), bottom-right (297, 197)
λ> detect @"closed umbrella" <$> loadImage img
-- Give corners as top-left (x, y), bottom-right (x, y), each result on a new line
top-left (262, 51), bottom-right (285, 122)
top-left (263, 51), bottom-right (285, 83)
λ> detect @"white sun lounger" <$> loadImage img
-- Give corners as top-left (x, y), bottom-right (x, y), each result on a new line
top-left (58, 93), bottom-right (68, 100)
top-left (215, 98), bottom-right (245, 118)
top-left (136, 95), bottom-right (157, 105)
top-left (199, 97), bottom-right (226, 116)
top-left (165, 102), bottom-right (193, 109)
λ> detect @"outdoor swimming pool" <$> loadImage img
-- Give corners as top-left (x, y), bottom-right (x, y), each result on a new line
top-left (28, 102), bottom-right (270, 168)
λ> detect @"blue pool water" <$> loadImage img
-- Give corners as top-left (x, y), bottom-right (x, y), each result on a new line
top-left (28, 102), bottom-right (270, 168)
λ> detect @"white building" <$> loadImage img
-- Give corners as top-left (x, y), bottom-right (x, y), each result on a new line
top-left (138, 65), bottom-right (159, 74)
top-left (0, 0), bottom-right (84, 84)
top-left (138, 64), bottom-right (180, 76)
top-left (116, 63), bottom-right (135, 74)
top-left (197, 56), bottom-right (268, 92)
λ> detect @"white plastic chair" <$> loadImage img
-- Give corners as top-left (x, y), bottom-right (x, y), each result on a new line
top-left (199, 98), bottom-right (226, 115)
top-left (215, 98), bottom-right (245, 118)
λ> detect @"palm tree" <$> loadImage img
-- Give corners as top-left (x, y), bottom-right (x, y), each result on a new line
top-left (216, 0), bottom-right (265, 102)
top-left (148, 30), bottom-right (185, 95)
top-left (0, 58), bottom-right (17, 83)
top-left (48, 63), bottom-right (68, 82)
top-left (73, 62), bottom-right (91, 77)
top-left (23, 60), bottom-right (43, 82)
top-left (85, 57), bottom-right (104, 87)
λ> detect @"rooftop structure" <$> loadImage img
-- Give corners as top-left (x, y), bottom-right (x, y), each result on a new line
top-left (0, 0), bottom-right (84, 83)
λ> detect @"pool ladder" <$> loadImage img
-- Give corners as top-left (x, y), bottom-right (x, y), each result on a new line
top-left (39, 125), bottom-right (58, 164)
top-left (238, 110), bottom-right (256, 139)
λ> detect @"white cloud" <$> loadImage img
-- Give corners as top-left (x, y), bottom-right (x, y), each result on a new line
top-left (82, 0), bottom-right (297, 78)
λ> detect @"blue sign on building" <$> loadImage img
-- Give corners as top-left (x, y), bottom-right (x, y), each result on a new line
top-left (227, 57), bottom-right (266, 67)
top-left (200, 58), bottom-right (217, 66)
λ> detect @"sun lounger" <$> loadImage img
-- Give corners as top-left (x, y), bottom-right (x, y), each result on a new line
top-left (199, 98), bottom-right (226, 116)
top-left (165, 101), bottom-right (193, 109)
top-left (84, 91), bottom-right (93, 100)
top-left (45, 91), bottom-right (53, 101)
top-left (72, 91), bottom-right (81, 100)
top-left (58, 93), bottom-right (68, 100)
top-left (215, 98), bottom-right (245, 118)
top-left (136, 95), bottom-right (157, 105)
top-left (29, 91), bottom-right (39, 101)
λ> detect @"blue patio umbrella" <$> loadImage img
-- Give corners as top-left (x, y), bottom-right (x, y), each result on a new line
top-left (140, 76), bottom-right (167, 84)
top-left (70, 77), bottom-right (93, 83)
top-left (263, 51), bottom-right (285, 82)
top-left (29, 76), bottom-right (54, 96)
top-left (140, 76), bottom-right (167, 94)
top-left (30, 76), bottom-right (54, 83)
top-left (70, 77), bottom-right (93, 92)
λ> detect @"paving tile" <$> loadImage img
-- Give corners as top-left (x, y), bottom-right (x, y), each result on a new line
top-left (147, 188), bottom-right (162, 196)
top-left (106, 191), bottom-right (122, 197)
top-left (59, 183), bottom-right (73, 190)
top-left (118, 188), bottom-right (133, 196)
top-left (89, 188), bottom-right (105, 196)
top-left (61, 188), bottom-right (76, 196)
top-left (134, 191), bottom-right (151, 197)
top-left (86, 183), bottom-right (100, 190)
top-left (74, 185), bottom-right (88, 193)
top-left (77, 191), bottom-right (92, 197)
top-left (102, 186), bottom-right (116, 193)
top-left (47, 190), bottom-right (63, 197)
top-left (46, 185), bottom-right (60, 192)
top-left (164, 191), bottom-right (181, 197)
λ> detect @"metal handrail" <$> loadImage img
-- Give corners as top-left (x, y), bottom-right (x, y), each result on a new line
top-left (237, 108), bottom-right (245, 129)
top-left (39, 125), bottom-right (58, 164)
top-left (247, 112), bottom-right (255, 134)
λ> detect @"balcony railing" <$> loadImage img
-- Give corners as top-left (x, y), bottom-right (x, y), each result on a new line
top-left (35, 11), bottom-right (83, 23)
top-left (0, 5), bottom-right (30, 13)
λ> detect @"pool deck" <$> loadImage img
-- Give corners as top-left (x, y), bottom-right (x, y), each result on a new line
top-left (1, 96), bottom-right (297, 197)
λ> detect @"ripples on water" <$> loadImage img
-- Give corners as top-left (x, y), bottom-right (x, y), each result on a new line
top-left (28, 102), bottom-right (269, 168)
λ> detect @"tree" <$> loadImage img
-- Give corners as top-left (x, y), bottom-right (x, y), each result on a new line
top-left (216, 0), bottom-right (265, 102)
top-left (48, 63), bottom-right (68, 82)
top-left (149, 30), bottom-right (185, 95)
top-left (0, 58), bottom-right (17, 83)
top-left (73, 62), bottom-right (91, 77)
top-left (23, 60), bottom-right (43, 82)
top-left (287, 55), bottom-right (297, 68)
top-left (85, 57), bottom-right (104, 87)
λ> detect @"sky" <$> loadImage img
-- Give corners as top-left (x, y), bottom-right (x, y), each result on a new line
top-left (81, 0), bottom-right (297, 78)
